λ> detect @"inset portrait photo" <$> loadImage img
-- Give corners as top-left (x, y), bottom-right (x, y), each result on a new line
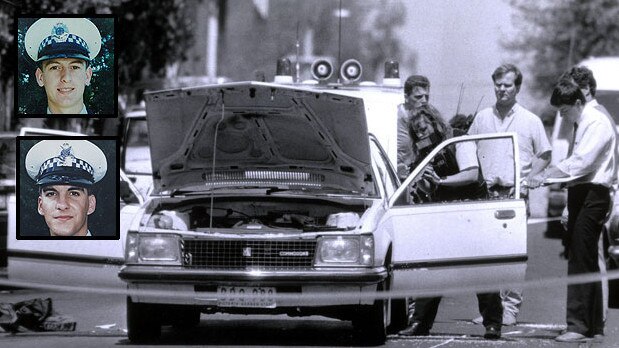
top-left (17, 137), bottom-right (119, 239)
top-left (16, 15), bottom-right (116, 116)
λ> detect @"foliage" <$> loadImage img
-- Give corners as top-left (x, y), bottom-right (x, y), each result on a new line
top-left (507, 0), bottom-right (619, 97)
top-left (358, 0), bottom-right (405, 80)
top-left (113, 0), bottom-right (196, 90)
top-left (0, 5), bottom-right (15, 86)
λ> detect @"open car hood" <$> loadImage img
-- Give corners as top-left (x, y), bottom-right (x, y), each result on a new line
top-left (145, 82), bottom-right (375, 196)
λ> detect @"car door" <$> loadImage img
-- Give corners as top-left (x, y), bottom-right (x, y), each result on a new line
top-left (382, 133), bottom-right (527, 295)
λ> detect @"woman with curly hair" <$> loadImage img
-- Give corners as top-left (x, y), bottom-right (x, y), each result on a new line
top-left (399, 106), bottom-right (501, 340)
top-left (406, 106), bottom-right (486, 203)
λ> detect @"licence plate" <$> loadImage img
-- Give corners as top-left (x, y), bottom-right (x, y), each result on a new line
top-left (216, 286), bottom-right (276, 308)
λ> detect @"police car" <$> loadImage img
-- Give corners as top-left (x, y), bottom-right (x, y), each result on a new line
top-left (0, 132), bottom-right (16, 268)
top-left (118, 60), bottom-right (527, 344)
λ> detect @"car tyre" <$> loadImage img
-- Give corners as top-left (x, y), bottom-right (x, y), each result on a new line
top-left (352, 282), bottom-right (388, 346)
top-left (127, 297), bottom-right (161, 343)
top-left (170, 306), bottom-right (201, 329)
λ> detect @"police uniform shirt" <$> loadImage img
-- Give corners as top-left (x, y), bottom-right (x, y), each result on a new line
top-left (47, 105), bottom-right (88, 115)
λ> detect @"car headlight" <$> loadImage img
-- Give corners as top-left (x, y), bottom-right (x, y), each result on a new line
top-left (315, 235), bottom-right (374, 266)
top-left (125, 233), bottom-right (182, 265)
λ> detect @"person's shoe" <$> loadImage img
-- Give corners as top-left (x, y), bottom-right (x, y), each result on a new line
top-left (398, 322), bottom-right (429, 336)
top-left (592, 334), bottom-right (604, 343)
top-left (483, 326), bottom-right (501, 339)
top-left (502, 313), bottom-right (517, 326)
top-left (554, 331), bottom-right (587, 342)
top-left (472, 314), bottom-right (516, 326)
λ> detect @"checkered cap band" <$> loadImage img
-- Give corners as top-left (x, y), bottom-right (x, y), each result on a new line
top-left (38, 33), bottom-right (89, 54)
top-left (37, 156), bottom-right (95, 183)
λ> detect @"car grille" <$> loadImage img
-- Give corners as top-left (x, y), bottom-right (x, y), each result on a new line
top-left (183, 239), bottom-right (317, 270)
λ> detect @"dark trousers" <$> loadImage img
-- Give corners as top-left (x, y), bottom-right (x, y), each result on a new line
top-left (413, 292), bottom-right (502, 330)
top-left (566, 184), bottom-right (610, 336)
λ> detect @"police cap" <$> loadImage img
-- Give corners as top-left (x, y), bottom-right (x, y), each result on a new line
top-left (24, 18), bottom-right (102, 63)
top-left (25, 140), bottom-right (107, 187)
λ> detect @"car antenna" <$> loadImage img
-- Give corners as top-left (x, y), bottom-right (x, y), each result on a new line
top-left (209, 90), bottom-right (226, 232)
top-left (474, 95), bottom-right (485, 116)
top-left (295, 21), bottom-right (300, 83)
top-left (337, 0), bottom-right (342, 84)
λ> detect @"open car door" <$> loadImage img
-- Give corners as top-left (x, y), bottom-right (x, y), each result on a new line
top-left (383, 133), bottom-right (527, 295)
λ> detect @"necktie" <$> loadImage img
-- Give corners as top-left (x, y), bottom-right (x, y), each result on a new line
top-left (567, 122), bottom-right (578, 156)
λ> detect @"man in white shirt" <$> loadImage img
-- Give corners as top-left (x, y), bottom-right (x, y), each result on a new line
top-left (540, 80), bottom-right (615, 342)
top-left (556, 66), bottom-right (617, 328)
top-left (468, 64), bottom-right (551, 325)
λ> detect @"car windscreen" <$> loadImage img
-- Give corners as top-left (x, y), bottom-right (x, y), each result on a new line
top-left (124, 117), bottom-right (152, 175)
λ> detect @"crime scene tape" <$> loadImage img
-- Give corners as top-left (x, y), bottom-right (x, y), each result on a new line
top-left (1, 265), bottom-right (617, 302)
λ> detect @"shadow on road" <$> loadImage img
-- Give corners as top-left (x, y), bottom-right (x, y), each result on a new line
top-left (116, 316), bottom-right (360, 346)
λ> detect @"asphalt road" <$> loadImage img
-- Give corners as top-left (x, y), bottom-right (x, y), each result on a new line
top-left (1, 220), bottom-right (618, 347)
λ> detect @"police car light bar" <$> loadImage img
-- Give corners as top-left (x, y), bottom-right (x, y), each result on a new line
top-left (274, 58), bottom-right (294, 84)
top-left (273, 58), bottom-right (401, 88)
top-left (383, 60), bottom-right (401, 87)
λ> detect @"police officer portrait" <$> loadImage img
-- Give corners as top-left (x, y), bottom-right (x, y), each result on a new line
top-left (16, 16), bottom-right (115, 116)
top-left (17, 138), bottom-right (118, 238)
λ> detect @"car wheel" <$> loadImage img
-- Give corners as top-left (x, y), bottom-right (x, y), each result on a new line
top-left (170, 306), bottom-right (201, 329)
top-left (127, 297), bottom-right (161, 343)
top-left (352, 282), bottom-right (388, 346)
top-left (386, 258), bottom-right (409, 333)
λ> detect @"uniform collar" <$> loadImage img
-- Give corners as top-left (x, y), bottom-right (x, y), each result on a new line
top-left (47, 104), bottom-right (88, 114)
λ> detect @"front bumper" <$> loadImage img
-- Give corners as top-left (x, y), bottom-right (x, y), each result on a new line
top-left (119, 266), bottom-right (388, 306)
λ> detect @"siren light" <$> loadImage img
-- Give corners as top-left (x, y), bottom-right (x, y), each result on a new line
top-left (274, 58), bottom-right (293, 84)
top-left (383, 60), bottom-right (401, 87)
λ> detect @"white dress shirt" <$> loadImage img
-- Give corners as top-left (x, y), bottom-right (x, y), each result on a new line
top-left (557, 101), bottom-right (616, 187)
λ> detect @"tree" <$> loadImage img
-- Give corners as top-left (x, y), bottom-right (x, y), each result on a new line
top-left (506, 0), bottom-right (619, 98)
top-left (113, 0), bottom-right (197, 91)
top-left (358, 0), bottom-right (406, 81)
